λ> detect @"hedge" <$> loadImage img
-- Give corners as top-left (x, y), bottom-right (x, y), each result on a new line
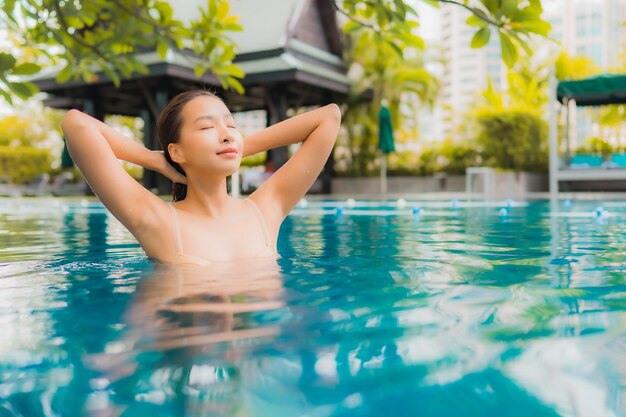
top-left (0, 146), bottom-right (52, 184)
top-left (475, 110), bottom-right (548, 172)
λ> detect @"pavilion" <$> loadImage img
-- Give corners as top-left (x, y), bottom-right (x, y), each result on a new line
top-left (34, 0), bottom-right (351, 194)
top-left (549, 73), bottom-right (626, 195)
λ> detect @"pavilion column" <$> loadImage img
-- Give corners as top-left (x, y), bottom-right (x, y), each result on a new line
top-left (265, 86), bottom-right (289, 169)
top-left (82, 94), bottom-right (105, 196)
top-left (141, 89), bottom-right (170, 195)
top-left (140, 109), bottom-right (157, 192)
top-left (564, 97), bottom-right (571, 164)
top-left (318, 91), bottom-right (335, 194)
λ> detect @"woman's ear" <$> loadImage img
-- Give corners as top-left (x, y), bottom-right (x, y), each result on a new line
top-left (168, 143), bottom-right (185, 164)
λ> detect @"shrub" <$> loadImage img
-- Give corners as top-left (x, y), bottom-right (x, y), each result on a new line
top-left (0, 146), bottom-right (52, 184)
top-left (475, 110), bottom-right (548, 172)
top-left (241, 151), bottom-right (266, 168)
top-left (387, 151), bottom-right (420, 176)
top-left (439, 138), bottom-right (483, 175)
top-left (574, 136), bottom-right (614, 158)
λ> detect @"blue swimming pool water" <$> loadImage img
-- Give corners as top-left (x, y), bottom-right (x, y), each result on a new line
top-left (0, 197), bottom-right (625, 417)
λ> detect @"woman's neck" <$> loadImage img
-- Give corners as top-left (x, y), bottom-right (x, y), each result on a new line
top-left (178, 176), bottom-right (234, 217)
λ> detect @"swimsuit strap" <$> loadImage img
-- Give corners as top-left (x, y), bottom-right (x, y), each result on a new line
top-left (245, 198), bottom-right (272, 249)
top-left (169, 204), bottom-right (184, 256)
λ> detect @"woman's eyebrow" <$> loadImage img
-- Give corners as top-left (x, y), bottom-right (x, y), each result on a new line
top-left (193, 114), bottom-right (234, 124)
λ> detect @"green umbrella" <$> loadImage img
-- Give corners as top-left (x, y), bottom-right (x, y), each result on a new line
top-left (378, 105), bottom-right (395, 194)
top-left (61, 137), bottom-right (74, 168)
top-left (378, 105), bottom-right (395, 154)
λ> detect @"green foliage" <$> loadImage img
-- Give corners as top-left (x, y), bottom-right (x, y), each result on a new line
top-left (554, 50), bottom-right (602, 81)
top-left (439, 138), bottom-right (483, 175)
top-left (333, 0), bottom-right (551, 67)
top-left (0, 146), bottom-right (52, 184)
top-left (336, 139), bottom-right (483, 178)
top-left (473, 54), bottom-right (551, 115)
top-left (574, 137), bottom-right (615, 158)
top-left (0, 115), bottom-right (49, 146)
top-left (240, 151), bottom-right (266, 168)
top-left (0, 0), bottom-right (244, 102)
top-left (475, 110), bottom-right (548, 172)
top-left (0, 109), bottom-right (62, 182)
top-left (339, 3), bottom-right (439, 178)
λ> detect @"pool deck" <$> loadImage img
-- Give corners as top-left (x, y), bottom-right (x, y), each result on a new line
top-left (309, 191), bottom-right (626, 201)
top-left (4, 190), bottom-right (626, 202)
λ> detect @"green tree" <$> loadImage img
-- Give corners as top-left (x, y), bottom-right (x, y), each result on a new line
top-left (334, 0), bottom-right (551, 177)
top-left (338, 24), bottom-right (439, 176)
top-left (332, 0), bottom-right (551, 67)
top-left (1, 1), bottom-right (552, 105)
top-left (0, 0), bottom-right (243, 104)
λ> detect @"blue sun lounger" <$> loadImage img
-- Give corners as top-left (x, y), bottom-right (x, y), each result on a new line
top-left (607, 153), bottom-right (626, 168)
top-left (569, 154), bottom-right (603, 169)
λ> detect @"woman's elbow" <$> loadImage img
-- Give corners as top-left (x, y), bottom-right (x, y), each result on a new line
top-left (325, 103), bottom-right (342, 124)
top-left (61, 109), bottom-right (88, 133)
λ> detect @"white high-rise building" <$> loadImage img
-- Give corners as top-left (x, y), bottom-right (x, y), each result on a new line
top-left (439, 4), bottom-right (507, 137)
top-left (544, 0), bottom-right (626, 68)
top-left (436, 0), bottom-right (626, 137)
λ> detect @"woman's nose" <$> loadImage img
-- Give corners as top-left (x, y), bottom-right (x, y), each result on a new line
top-left (218, 126), bottom-right (232, 142)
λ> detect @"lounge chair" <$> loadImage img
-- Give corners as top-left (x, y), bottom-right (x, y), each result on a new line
top-left (50, 171), bottom-right (88, 196)
top-left (22, 173), bottom-right (50, 196)
top-left (569, 154), bottom-right (603, 169)
top-left (606, 153), bottom-right (626, 169)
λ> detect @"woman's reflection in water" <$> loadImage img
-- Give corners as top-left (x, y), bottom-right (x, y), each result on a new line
top-left (85, 258), bottom-right (285, 416)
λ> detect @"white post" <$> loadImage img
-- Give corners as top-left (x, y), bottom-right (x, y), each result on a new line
top-left (549, 66), bottom-right (559, 200)
top-left (231, 170), bottom-right (240, 198)
top-left (569, 98), bottom-right (577, 155)
top-left (380, 153), bottom-right (387, 195)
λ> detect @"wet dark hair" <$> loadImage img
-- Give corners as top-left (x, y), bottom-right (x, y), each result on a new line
top-left (157, 90), bottom-right (222, 201)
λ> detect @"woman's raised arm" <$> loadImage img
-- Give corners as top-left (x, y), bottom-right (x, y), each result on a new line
top-left (243, 104), bottom-right (341, 226)
top-left (61, 110), bottom-right (185, 234)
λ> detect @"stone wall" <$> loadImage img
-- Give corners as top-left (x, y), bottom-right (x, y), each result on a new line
top-left (331, 172), bottom-right (548, 198)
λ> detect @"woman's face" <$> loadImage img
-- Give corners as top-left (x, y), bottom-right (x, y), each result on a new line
top-left (171, 96), bottom-right (243, 177)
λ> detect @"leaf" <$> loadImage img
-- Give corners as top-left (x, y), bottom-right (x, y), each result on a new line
top-left (344, 20), bottom-right (362, 34)
top-left (1, 0), bottom-right (17, 17)
top-left (422, 0), bottom-right (440, 8)
top-left (481, 0), bottom-right (499, 14)
top-left (101, 66), bottom-right (121, 87)
top-left (226, 76), bottom-right (244, 95)
top-left (65, 15), bottom-right (85, 29)
top-left (222, 63), bottom-right (244, 78)
top-left (216, 0), bottom-right (229, 20)
top-left (471, 28), bottom-right (491, 48)
top-left (499, 32), bottom-right (518, 68)
top-left (128, 58), bottom-right (149, 75)
top-left (194, 64), bottom-right (206, 78)
top-left (501, 0), bottom-right (518, 17)
top-left (157, 40), bottom-right (169, 58)
top-left (528, 0), bottom-right (543, 12)
top-left (8, 82), bottom-right (36, 100)
top-left (156, 1), bottom-right (173, 22)
top-left (511, 20), bottom-right (552, 37)
top-left (0, 53), bottom-right (17, 72)
top-left (11, 63), bottom-right (41, 76)
top-left (466, 14), bottom-right (488, 28)
top-left (508, 32), bottom-right (533, 56)
top-left (0, 87), bottom-right (13, 105)
top-left (56, 65), bottom-right (73, 84)
top-left (387, 40), bottom-right (404, 57)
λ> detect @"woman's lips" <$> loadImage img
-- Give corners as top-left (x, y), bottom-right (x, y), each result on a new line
top-left (217, 148), bottom-right (238, 158)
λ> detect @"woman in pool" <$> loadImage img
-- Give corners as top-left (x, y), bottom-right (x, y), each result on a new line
top-left (61, 90), bottom-right (341, 265)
